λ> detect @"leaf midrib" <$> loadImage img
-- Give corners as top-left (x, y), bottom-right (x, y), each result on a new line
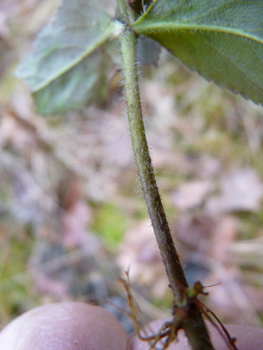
top-left (33, 21), bottom-right (119, 92)
top-left (132, 22), bottom-right (263, 45)
top-left (132, 22), bottom-right (263, 94)
top-left (34, 35), bottom-right (109, 91)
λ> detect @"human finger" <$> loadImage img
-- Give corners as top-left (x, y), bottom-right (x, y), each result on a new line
top-left (0, 302), bottom-right (129, 350)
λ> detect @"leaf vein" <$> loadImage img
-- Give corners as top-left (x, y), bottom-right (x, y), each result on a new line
top-left (134, 23), bottom-right (263, 45)
top-left (183, 0), bottom-right (235, 23)
top-left (195, 32), bottom-right (263, 92)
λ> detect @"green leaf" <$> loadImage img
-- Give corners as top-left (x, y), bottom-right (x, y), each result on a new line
top-left (137, 36), bottom-right (161, 66)
top-left (132, 0), bottom-right (263, 105)
top-left (15, 0), bottom-right (124, 114)
top-left (34, 46), bottom-right (112, 114)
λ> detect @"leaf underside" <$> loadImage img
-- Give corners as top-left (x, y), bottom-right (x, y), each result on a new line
top-left (132, 0), bottom-right (263, 106)
top-left (34, 45), bottom-right (112, 115)
top-left (137, 36), bottom-right (161, 66)
top-left (15, 0), bottom-right (123, 115)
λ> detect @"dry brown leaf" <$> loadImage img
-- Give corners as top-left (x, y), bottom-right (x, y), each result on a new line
top-left (171, 180), bottom-right (213, 210)
top-left (211, 215), bottom-right (238, 260)
top-left (174, 213), bottom-right (238, 261)
top-left (116, 220), bottom-right (168, 298)
top-left (206, 168), bottom-right (263, 213)
top-left (0, 12), bottom-right (9, 40)
top-left (204, 267), bottom-right (261, 326)
top-left (175, 214), bottom-right (216, 254)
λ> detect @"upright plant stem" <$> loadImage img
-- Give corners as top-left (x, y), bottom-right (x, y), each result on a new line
top-left (117, 1), bottom-right (215, 349)
top-left (117, 0), bottom-right (188, 303)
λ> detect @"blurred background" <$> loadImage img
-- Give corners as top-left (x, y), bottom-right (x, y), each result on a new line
top-left (1, 0), bottom-right (263, 334)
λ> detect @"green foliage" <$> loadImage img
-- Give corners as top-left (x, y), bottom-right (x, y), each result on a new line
top-left (15, 0), bottom-right (124, 114)
top-left (92, 203), bottom-right (127, 250)
top-left (16, 0), bottom-right (263, 114)
top-left (0, 231), bottom-right (34, 320)
top-left (137, 36), bottom-right (161, 66)
top-left (33, 48), bottom-right (112, 114)
top-left (132, 0), bottom-right (263, 106)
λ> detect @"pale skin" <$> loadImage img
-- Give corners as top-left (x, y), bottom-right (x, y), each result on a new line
top-left (0, 303), bottom-right (263, 350)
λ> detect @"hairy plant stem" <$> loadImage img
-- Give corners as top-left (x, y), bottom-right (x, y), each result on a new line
top-left (117, 1), bottom-right (215, 349)
top-left (117, 0), bottom-right (187, 303)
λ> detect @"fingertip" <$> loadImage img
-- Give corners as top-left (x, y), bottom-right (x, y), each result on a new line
top-left (0, 302), bottom-right (129, 350)
top-left (209, 324), bottom-right (263, 350)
